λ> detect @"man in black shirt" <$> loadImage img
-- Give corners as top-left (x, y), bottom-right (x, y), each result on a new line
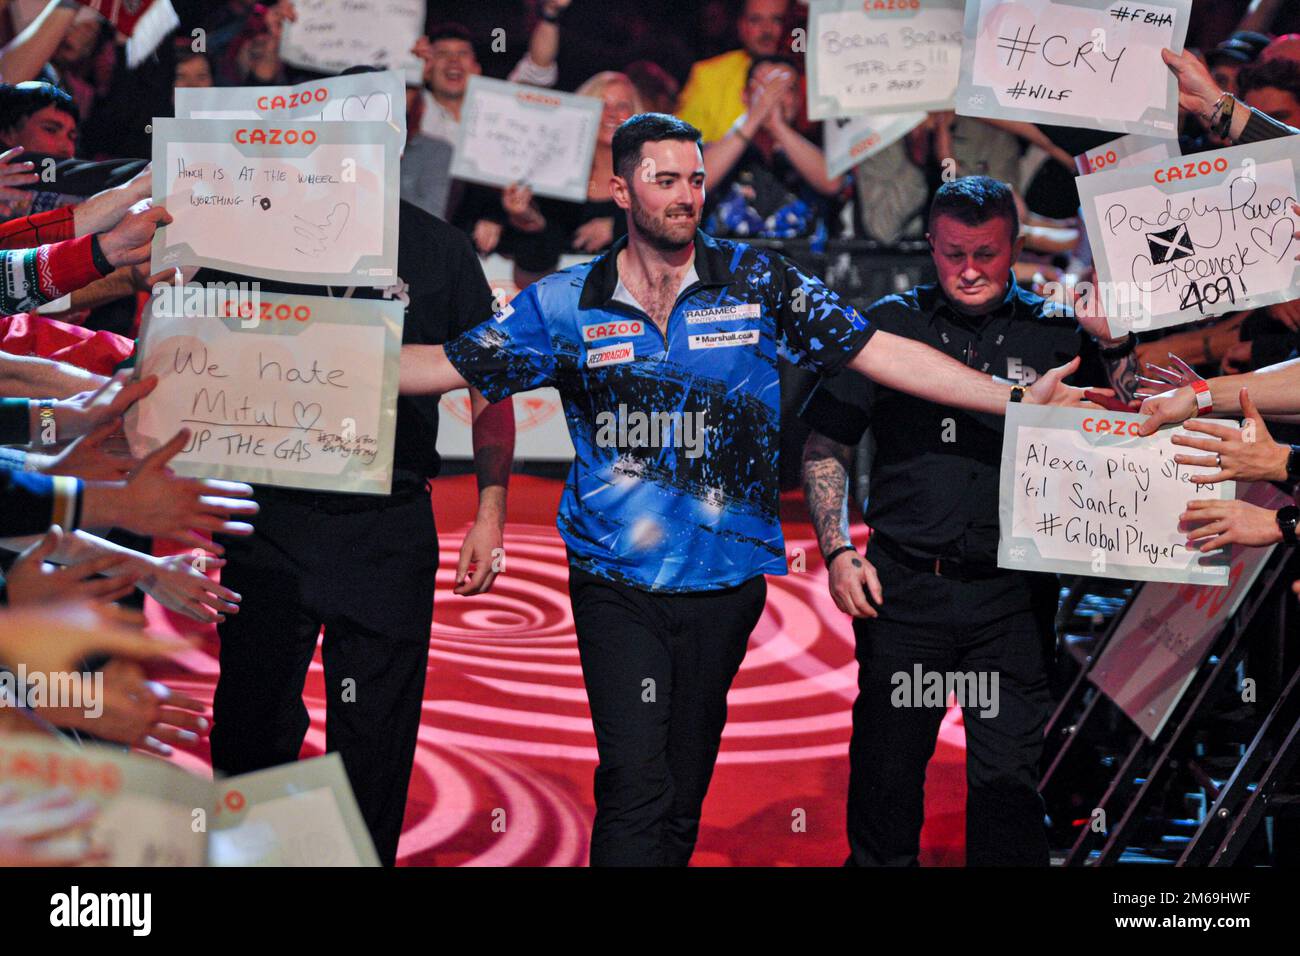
top-left (205, 198), bottom-right (515, 866)
top-left (800, 177), bottom-right (1136, 866)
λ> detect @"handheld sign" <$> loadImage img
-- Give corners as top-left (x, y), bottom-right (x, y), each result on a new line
top-left (207, 754), bottom-right (379, 866)
top-left (174, 70), bottom-right (406, 144)
top-left (1075, 132), bottom-right (1180, 176)
top-left (955, 0), bottom-right (1191, 137)
top-left (0, 737), bottom-right (378, 866)
top-left (151, 118), bottom-right (401, 287)
top-left (450, 76), bottom-right (602, 202)
top-left (998, 404), bottom-right (1233, 586)
top-left (280, 0), bottom-right (426, 85)
top-left (1090, 484), bottom-right (1293, 740)
top-left (823, 110), bottom-right (927, 177)
top-left (1077, 137), bottom-right (1300, 337)
top-left (126, 288), bottom-right (403, 495)
top-left (0, 733), bottom-right (209, 866)
top-left (807, 0), bottom-right (965, 120)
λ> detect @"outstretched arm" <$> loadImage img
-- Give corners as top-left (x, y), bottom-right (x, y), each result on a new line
top-left (0, 353), bottom-right (107, 399)
top-left (73, 165), bottom-right (152, 237)
top-left (1140, 357), bottom-right (1300, 434)
top-left (0, 0), bottom-right (77, 85)
top-left (398, 343), bottom-right (472, 396)
top-left (846, 329), bottom-right (1087, 414)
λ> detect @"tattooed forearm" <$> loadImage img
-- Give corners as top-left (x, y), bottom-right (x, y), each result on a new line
top-left (1103, 348), bottom-right (1141, 405)
top-left (801, 431), bottom-right (856, 559)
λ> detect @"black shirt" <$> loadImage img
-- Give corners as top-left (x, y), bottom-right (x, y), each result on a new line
top-left (800, 276), bottom-right (1104, 565)
top-left (196, 199), bottom-right (493, 503)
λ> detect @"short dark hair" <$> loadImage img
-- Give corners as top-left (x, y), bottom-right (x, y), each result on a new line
top-left (745, 54), bottom-right (799, 86)
top-left (612, 113), bottom-right (702, 181)
top-left (927, 176), bottom-right (1019, 241)
top-left (1239, 57), bottom-right (1300, 100)
top-left (426, 23), bottom-right (474, 46)
top-left (0, 82), bottom-right (76, 134)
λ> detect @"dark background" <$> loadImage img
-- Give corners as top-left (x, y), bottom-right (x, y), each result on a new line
top-left (426, 0), bottom-right (1300, 94)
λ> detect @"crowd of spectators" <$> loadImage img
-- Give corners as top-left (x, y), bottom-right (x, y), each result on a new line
top-left (0, 0), bottom-right (1297, 864)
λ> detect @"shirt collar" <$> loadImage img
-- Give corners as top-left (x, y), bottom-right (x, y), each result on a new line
top-left (579, 230), bottom-right (735, 310)
top-left (612, 264), bottom-right (700, 313)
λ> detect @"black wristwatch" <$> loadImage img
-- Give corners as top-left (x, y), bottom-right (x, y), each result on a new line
top-left (1009, 385), bottom-right (1026, 403)
top-left (1286, 444), bottom-right (1300, 484)
top-left (1277, 505), bottom-right (1300, 546)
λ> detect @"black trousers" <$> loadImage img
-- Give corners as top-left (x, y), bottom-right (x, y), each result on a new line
top-left (847, 536), bottom-right (1057, 867)
top-left (568, 564), bottom-right (767, 867)
top-left (210, 491), bottom-right (437, 866)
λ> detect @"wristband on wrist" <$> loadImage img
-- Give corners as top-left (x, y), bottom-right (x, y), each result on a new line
top-left (824, 545), bottom-right (856, 566)
top-left (1277, 505), bottom-right (1299, 546)
top-left (1207, 92), bottom-right (1230, 128)
top-left (90, 234), bottom-right (114, 275)
top-left (1215, 95), bottom-right (1237, 139)
top-left (36, 399), bottom-right (56, 446)
top-left (539, 4), bottom-right (562, 22)
top-left (1191, 379), bottom-right (1213, 416)
top-left (1286, 445), bottom-right (1300, 484)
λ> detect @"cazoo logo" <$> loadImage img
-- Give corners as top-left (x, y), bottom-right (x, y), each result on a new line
top-left (235, 127), bottom-right (318, 145)
top-left (1082, 417), bottom-right (1143, 436)
top-left (257, 89), bottom-right (328, 111)
top-left (1153, 156), bottom-right (1229, 184)
top-left (582, 320), bottom-right (643, 342)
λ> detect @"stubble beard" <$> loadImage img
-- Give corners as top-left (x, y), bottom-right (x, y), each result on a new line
top-left (629, 193), bottom-right (698, 252)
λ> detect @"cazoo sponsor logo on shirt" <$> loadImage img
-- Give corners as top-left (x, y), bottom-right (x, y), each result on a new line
top-left (582, 319), bottom-right (644, 342)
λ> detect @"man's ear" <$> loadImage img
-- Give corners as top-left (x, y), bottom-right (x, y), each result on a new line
top-left (1011, 232), bottom-right (1026, 262)
top-left (611, 174), bottom-right (632, 212)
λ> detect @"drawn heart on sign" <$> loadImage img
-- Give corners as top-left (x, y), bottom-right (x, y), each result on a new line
top-left (341, 92), bottom-right (391, 123)
top-left (293, 402), bottom-right (323, 431)
top-left (1249, 217), bottom-right (1295, 263)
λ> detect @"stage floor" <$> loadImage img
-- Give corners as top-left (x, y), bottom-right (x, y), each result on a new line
top-left (151, 473), bottom-right (969, 866)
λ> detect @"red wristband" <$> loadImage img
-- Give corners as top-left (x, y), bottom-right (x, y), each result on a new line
top-left (1191, 379), bottom-right (1213, 416)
